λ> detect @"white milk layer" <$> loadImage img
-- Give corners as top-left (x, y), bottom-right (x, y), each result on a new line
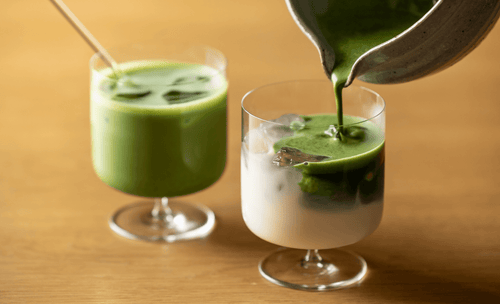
top-left (241, 146), bottom-right (383, 250)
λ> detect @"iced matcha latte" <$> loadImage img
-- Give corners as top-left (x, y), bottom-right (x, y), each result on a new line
top-left (90, 44), bottom-right (227, 242)
top-left (241, 82), bottom-right (385, 250)
top-left (91, 61), bottom-right (227, 197)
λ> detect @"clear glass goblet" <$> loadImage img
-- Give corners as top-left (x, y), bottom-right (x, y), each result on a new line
top-left (90, 43), bottom-right (227, 242)
top-left (241, 80), bottom-right (385, 290)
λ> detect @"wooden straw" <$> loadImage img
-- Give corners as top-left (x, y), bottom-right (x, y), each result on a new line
top-left (49, 0), bottom-right (121, 74)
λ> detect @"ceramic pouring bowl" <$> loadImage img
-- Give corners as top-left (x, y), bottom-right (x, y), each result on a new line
top-left (286, 0), bottom-right (500, 85)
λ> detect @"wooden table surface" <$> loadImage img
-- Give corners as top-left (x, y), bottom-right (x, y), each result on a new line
top-left (1, 1), bottom-right (500, 303)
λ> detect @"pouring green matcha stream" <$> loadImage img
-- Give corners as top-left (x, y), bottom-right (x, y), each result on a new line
top-left (267, 1), bottom-right (434, 198)
top-left (287, 0), bottom-right (500, 134)
top-left (288, 0), bottom-right (434, 134)
top-left (322, 1), bottom-right (432, 132)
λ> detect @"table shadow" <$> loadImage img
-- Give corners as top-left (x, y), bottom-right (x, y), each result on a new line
top-left (356, 254), bottom-right (500, 303)
top-left (203, 196), bottom-right (500, 302)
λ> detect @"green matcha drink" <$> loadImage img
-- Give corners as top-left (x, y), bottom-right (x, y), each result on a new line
top-left (241, 82), bottom-right (385, 250)
top-left (91, 60), bottom-right (227, 198)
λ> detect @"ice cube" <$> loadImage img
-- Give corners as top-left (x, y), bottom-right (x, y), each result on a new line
top-left (172, 76), bottom-right (198, 85)
top-left (273, 147), bottom-right (329, 167)
top-left (242, 114), bottom-right (307, 157)
top-left (110, 77), bottom-right (152, 101)
top-left (171, 75), bottom-right (211, 85)
top-left (163, 90), bottom-right (208, 104)
top-left (272, 113), bottom-right (304, 125)
top-left (243, 128), bottom-right (274, 154)
top-left (290, 120), bottom-right (306, 131)
top-left (259, 114), bottom-right (305, 143)
top-left (261, 124), bottom-right (293, 143)
top-left (113, 90), bottom-right (152, 100)
top-left (196, 76), bottom-right (211, 83)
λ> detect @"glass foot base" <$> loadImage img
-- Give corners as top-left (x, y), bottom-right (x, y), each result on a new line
top-left (259, 248), bottom-right (367, 291)
top-left (109, 201), bottom-right (215, 242)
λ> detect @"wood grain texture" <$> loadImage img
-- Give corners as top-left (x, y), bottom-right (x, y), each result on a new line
top-left (1, 1), bottom-right (499, 302)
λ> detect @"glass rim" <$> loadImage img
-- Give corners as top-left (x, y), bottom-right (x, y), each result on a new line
top-left (241, 79), bottom-right (386, 128)
top-left (89, 43), bottom-right (227, 86)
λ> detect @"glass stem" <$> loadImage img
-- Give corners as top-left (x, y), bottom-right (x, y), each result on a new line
top-left (151, 197), bottom-right (174, 224)
top-left (302, 249), bottom-right (324, 269)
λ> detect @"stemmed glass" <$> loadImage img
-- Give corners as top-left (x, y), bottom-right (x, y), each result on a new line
top-left (241, 80), bottom-right (385, 290)
top-left (90, 43), bottom-right (227, 242)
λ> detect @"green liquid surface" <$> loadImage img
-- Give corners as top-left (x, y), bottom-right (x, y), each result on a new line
top-left (274, 114), bottom-right (384, 200)
top-left (274, 114), bottom-right (384, 173)
top-left (91, 61), bottom-right (227, 197)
